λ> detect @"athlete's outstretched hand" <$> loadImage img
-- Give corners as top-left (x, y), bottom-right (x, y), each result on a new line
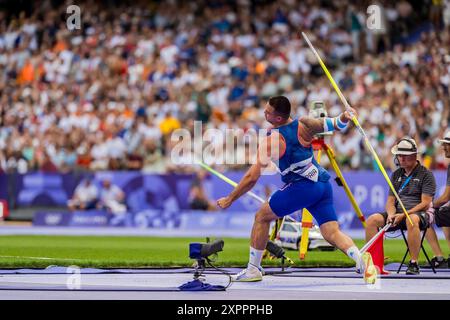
top-left (343, 107), bottom-right (357, 121)
top-left (217, 196), bottom-right (233, 209)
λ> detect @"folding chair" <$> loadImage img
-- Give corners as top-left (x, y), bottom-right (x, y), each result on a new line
top-left (396, 221), bottom-right (436, 274)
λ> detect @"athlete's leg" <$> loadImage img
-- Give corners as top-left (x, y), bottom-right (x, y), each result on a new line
top-left (305, 181), bottom-right (355, 251)
top-left (233, 202), bottom-right (282, 282)
top-left (251, 202), bottom-right (279, 251)
top-left (248, 180), bottom-right (318, 262)
top-left (233, 181), bottom-right (319, 282)
top-left (320, 221), bottom-right (356, 253)
top-left (306, 181), bottom-right (369, 274)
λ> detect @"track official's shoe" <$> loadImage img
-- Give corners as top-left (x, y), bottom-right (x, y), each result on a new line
top-left (425, 256), bottom-right (447, 269)
top-left (362, 252), bottom-right (377, 284)
top-left (232, 264), bottom-right (263, 282)
top-left (406, 261), bottom-right (420, 275)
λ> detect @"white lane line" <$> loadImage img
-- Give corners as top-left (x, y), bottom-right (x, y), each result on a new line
top-left (0, 255), bottom-right (83, 261)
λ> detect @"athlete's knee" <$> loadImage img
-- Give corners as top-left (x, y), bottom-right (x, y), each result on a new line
top-left (255, 203), bottom-right (278, 224)
top-left (319, 221), bottom-right (339, 240)
top-left (254, 211), bottom-right (273, 224)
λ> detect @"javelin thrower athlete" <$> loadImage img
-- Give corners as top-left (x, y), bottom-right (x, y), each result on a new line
top-left (217, 96), bottom-right (375, 283)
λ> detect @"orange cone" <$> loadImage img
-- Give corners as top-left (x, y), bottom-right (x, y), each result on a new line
top-left (365, 228), bottom-right (390, 275)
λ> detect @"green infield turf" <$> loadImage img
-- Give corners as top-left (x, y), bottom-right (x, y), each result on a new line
top-left (0, 235), bottom-right (446, 268)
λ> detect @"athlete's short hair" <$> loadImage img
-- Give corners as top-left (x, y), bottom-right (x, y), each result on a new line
top-left (268, 96), bottom-right (291, 119)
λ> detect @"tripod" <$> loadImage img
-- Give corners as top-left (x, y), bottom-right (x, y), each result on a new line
top-left (264, 135), bottom-right (366, 260)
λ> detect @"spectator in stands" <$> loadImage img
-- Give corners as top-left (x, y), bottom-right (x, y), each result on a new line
top-left (430, 0), bottom-right (444, 30)
top-left (445, 0), bottom-right (450, 32)
top-left (0, 150), bottom-right (5, 174)
top-left (0, 0), bottom-right (447, 173)
top-left (141, 138), bottom-right (165, 173)
top-left (124, 121), bottom-right (144, 170)
top-left (97, 179), bottom-right (127, 215)
top-left (67, 177), bottom-right (99, 211)
top-left (188, 171), bottom-right (217, 211)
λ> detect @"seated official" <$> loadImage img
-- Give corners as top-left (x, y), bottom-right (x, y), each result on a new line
top-left (67, 178), bottom-right (99, 211)
top-left (425, 131), bottom-right (450, 268)
top-left (97, 179), bottom-right (127, 215)
top-left (365, 137), bottom-right (436, 275)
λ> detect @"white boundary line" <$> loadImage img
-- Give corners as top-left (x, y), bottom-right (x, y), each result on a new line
top-left (0, 255), bottom-right (84, 261)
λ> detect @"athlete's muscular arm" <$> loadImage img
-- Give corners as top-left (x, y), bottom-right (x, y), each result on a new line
top-left (217, 136), bottom-right (274, 209)
top-left (218, 163), bottom-right (263, 208)
top-left (299, 107), bottom-right (357, 143)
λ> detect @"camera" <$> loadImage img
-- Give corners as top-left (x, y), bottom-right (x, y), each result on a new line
top-left (180, 238), bottom-right (228, 290)
top-left (189, 239), bottom-right (224, 260)
top-left (189, 238), bottom-right (224, 281)
top-left (309, 101), bottom-right (327, 118)
top-left (309, 101), bottom-right (332, 136)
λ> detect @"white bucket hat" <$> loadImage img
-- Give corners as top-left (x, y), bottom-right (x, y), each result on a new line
top-left (391, 137), bottom-right (418, 155)
top-left (438, 131), bottom-right (450, 144)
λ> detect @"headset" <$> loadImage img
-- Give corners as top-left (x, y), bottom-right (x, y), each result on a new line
top-left (393, 137), bottom-right (417, 167)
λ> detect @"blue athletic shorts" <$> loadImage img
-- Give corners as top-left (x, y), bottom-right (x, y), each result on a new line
top-left (268, 179), bottom-right (337, 226)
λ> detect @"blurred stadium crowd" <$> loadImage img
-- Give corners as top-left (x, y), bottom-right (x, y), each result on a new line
top-left (0, 0), bottom-right (449, 174)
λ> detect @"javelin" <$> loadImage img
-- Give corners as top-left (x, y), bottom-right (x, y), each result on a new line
top-left (196, 161), bottom-right (266, 203)
top-left (301, 32), bottom-right (413, 227)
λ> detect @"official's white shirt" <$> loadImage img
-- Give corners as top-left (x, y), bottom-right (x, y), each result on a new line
top-left (100, 185), bottom-right (123, 203)
top-left (75, 184), bottom-right (98, 203)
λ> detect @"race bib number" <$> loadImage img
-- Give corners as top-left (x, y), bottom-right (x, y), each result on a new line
top-left (294, 163), bottom-right (319, 182)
